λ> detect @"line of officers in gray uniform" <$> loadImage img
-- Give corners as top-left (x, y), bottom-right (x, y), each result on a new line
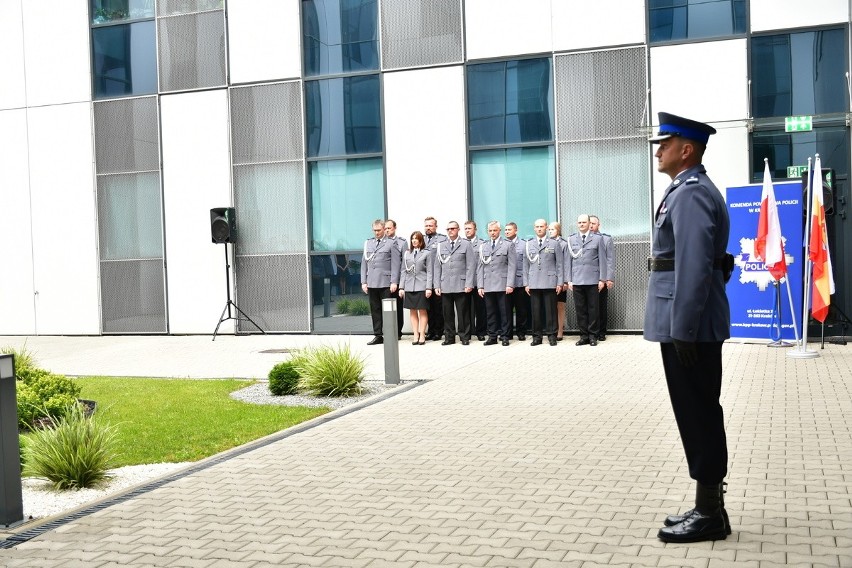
top-left (360, 215), bottom-right (615, 347)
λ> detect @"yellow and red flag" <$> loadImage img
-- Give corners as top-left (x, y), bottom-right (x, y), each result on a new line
top-left (808, 155), bottom-right (835, 323)
top-left (755, 160), bottom-right (787, 280)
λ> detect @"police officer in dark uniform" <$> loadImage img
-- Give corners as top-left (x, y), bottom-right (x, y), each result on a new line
top-left (646, 112), bottom-right (732, 543)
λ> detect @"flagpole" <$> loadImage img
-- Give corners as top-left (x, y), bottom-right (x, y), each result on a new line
top-left (789, 156), bottom-right (819, 359)
top-left (767, 279), bottom-right (792, 347)
top-left (784, 276), bottom-right (800, 344)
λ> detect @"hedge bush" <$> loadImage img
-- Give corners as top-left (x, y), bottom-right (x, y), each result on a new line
top-left (268, 361), bottom-right (301, 396)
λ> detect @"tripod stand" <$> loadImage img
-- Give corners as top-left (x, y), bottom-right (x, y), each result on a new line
top-left (212, 243), bottom-right (265, 341)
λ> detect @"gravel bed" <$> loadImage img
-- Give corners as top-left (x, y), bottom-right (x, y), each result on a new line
top-left (16, 381), bottom-right (403, 524)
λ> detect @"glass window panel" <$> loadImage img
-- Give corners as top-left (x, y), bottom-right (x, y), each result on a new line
top-left (306, 75), bottom-right (382, 158)
top-left (92, 0), bottom-right (155, 24)
top-left (92, 21), bottom-right (157, 98)
top-left (310, 158), bottom-right (384, 250)
top-left (751, 28), bottom-right (846, 119)
top-left (470, 147), bottom-right (556, 240)
top-left (751, 127), bottom-right (848, 182)
top-left (302, 0), bottom-right (379, 76)
top-left (468, 58), bottom-right (553, 147)
top-left (158, 0), bottom-right (222, 17)
top-left (97, 172), bottom-right (163, 260)
top-left (649, 0), bottom-right (745, 43)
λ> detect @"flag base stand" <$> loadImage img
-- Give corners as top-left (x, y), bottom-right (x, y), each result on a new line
top-left (787, 346), bottom-right (819, 359)
top-left (767, 339), bottom-right (794, 348)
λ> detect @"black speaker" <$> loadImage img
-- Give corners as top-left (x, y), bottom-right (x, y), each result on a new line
top-left (802, 168), bottom-right (835, 216)
top-left (210, 207), bottom-right (236, 244)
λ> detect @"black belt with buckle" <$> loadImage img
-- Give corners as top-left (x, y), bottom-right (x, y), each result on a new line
top-left (647, 257), bottom-right (728, 271)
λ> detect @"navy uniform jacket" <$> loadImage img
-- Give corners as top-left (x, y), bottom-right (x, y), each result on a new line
top-left (643, 165), bottom-right (730, 343)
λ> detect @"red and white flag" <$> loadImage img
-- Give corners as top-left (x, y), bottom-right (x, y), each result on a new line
top-left (809, 154), bottom-right (835, 323)
top-left (754, 160), bottom-right (787, 280)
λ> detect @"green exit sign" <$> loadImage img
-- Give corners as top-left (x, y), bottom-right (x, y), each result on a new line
top-left (785, 115), bottom-right (813, 132)
top-left (787, 165), bottom-right (808, 178)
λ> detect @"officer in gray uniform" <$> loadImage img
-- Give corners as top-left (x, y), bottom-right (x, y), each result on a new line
top-left (590, 215), bottom-right (615, 341)
top-left (385, 219), bottom-right (407, 337)
top-left (523, 219), bottom-right (563, 346)
top-left (504, 222), bottom-right (529, 341)
top-left (646, 112), bottom-right (731, 543)
top-left (476, 221), bottom-right (517, 346)
top-left (361, 219), bottom-right (401, 345)
top-left (565, 214), bottom-right (606, 346)
top-left (423, 216), bottom-right (448, 340)
top-left (464, 220), bottom-right (488, 340)
top-left (434, 221), bottom-right (477, 345)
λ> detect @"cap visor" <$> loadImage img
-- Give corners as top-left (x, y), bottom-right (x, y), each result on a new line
top-left (648, 133), bottom-right (673, 143)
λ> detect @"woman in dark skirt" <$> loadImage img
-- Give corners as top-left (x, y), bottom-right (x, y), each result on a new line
top-left (549, 221), bottom-right (568, 341)
top-left (399, 231), bottom-right (433, 345)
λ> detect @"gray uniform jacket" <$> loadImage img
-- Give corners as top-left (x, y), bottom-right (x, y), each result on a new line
top-left (465, 237), bottom-right (486, 287)
top-left (509, 238), bottom-right (527, 287)
top-left (400, 249), bottom-right (433, 292)
top-left (522, 237), bottom-right (563, 289)
top-left (565, 232), bottom-right (606, 286)
top-left (476, 238), bottom-right (517, 293)
top-left (424, 232), bottom-right (448, 270)
top-left (599, 233), bottom-right (615, 282)
top-left (360, 238), bottom-right (401, 288)
top-left (434, 239), bottom-right (476, 294)
top-left (390, 235), bottom-right (407, 277)
top-left (643, 165), bottom-right (731, 343)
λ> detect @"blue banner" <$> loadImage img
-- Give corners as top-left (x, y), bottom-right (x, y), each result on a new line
top-left (726, 182), bottom-right (803, 341)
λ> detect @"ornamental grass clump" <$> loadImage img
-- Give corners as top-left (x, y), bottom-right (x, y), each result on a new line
top-left (348, 299), bottom-right (370, 316)
top-left (22, 402), bottom-right (117, 490)
top-left (336, 298), bottom-right (352, 314)
top-left (294, 344), bottom-right (365, 397)
top-left (268, 361), bottom-right (301, 396)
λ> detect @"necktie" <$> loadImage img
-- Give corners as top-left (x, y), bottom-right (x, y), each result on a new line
top-left (491, 240), bottom-right (496, 251)
top-left (414, 250), bottom-right (417, 259)
top-left (451, 241), bottom-right (455, 251)
top-left (582, 234), bottom-right (586, 244)
top-left (539, 239), bottom-right (543, 247)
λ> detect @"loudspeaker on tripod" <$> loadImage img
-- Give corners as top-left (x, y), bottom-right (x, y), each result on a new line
top-left (210, 207), bottom-right (236, 244)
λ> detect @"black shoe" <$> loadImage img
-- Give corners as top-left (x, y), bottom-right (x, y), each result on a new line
top-left (517, 334), bottom-right (526, 341)
top-left (556, 336), bottom-right (563, 341)
top-left (367, 336), bottom-right (383, 345)
top-left (589, 338), bottom-right (598, 346)
top-left (477, 335), bottom-right (486, 341)
top-left (502, 339), bottom-right (510, 346)
top-left (461, 339), bottom-right (470, 345)
top-left (530, 338), bottom-right (542, 346)
top-left (665, 508), bottom-right (731, 535)
top-left (657, 509), bottom-right (728, 543)
top-left (548, 336), bottom-right (557, 346)
top-left (484, 338), bottom-right (498, 346)
top-left (441, 339), bottom-right (455, 346)
top-left (575, 338), bottom-right (590, 346)
top-left (597, 334), bottom-right (607, 341)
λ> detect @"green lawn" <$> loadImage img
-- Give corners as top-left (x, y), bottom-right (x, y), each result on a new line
top-left (70, 377), bottom-right (329, 467)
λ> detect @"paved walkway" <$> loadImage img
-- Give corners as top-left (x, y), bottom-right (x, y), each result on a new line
top-left (0, 334), bottom-right (850, 567)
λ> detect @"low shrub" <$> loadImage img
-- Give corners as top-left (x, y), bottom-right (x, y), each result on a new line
top-left (22, 402), bottom-right (117, 490)
top-left (16, 372), bottom-right (82, 429)
top-left (1, 344), bottom-right (40, 383)
top-left (268, 361), bottom-right (301, 396)
top-left (348, 299), bottom-right (370, 316)
top-left (336, 298), bottom-right (352, 314)
top-left (294, 344), bottom-right (365, 397)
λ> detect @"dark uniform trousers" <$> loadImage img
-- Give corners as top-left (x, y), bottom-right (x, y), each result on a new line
top-left (506, 288), bottom-right (529, 338)
top-left (428, 294), bottom-right (444, 338)
top-left (573, 284), bottom-right (600, 340)
top-left (529, 289), bottom-right (556, 339)
top-left (470, 291), bottom-right (487, 337)
top-left (442, 292), bottom-right (471, 341)
top-left (368, 287), bottom-right (393, 336)
top-left (598, 287), bottom-right (609, 337)
top-left (660, 341), bottom-right (728, 485)
top-left (484, 292), bottom-right (509, 340)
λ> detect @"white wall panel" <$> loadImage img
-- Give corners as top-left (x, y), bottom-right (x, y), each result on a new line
top-left (751, 0), bottom-right (847, 32)
top-left (553, 0), bottom-right (645, 51)
top-left (651, 123), bottom-right (750, 210)
top-left (27, 103), bottom-right (100, 334)
top-left (228, 0), bottom-right (301, 84)
top-left (465, 0), bottom-right (553, 60)
top-left (0, 110), bottom-right (35, 334)
top-left (384, 66), bottom-right (467, 237)
top-left (0, 0), bottom-right (26, 110)
top-left (650, 40), bottom-right (747, 124)
top-left (22, 0), bottom-right (91, 106)
top-left (161, 90), bottom-right (232, 334)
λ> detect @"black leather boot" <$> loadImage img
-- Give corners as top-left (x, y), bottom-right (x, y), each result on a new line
top-left (658, 482), bottom-right (729, 543)
top-left (664, 481), bottom-right (731, 535)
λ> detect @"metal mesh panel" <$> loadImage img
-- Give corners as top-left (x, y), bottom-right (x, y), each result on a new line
top-left (233, 162), bottom-right (306, 255)
top-left (234, 254), bottom-right (310, 332)
top-left (380, 0), bottom-right (463, 69)
top-left (555, 47), bottom-right (647, 141)
top-left (230, 82), bottom-right (304, 164)
top-left (97, 172), bottom-right (164, 260)
top-left (562, 241), bottom-right (650, 333)
top-left (158, 11), bottom-right (226, 91)
top-left (157, 0), bottom-right (221, 17)
top-left (100, 259), bottom-right (167, 333)
top-left (93, 97), bottom-right (159, 174)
